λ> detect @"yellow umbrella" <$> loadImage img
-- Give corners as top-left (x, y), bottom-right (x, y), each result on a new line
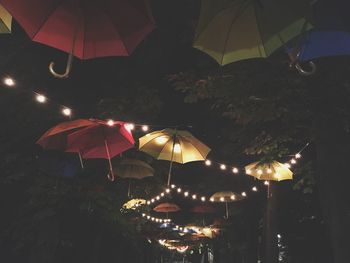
top-left (122, 198), bottom-right (146, 210)
top-left (210, 191), bottom-right (245, 219)
top-left (139, 129), bottom-right (211, 186)
top-left (245, 160), bottom-right (293, 181)
top-left (0, 4), bottom-right (11, 33)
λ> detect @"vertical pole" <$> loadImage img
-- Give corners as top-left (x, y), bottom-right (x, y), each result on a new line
top-left (78, 151), bottom-right (84, 168)
top-left (128, 179), bottom-right (131, 197)
top-left (167, 134), bottom-right (177, 186)
top-left (225, 202), bottom-right (229, 219)
top-left (104, 139), bottom-right (114, 181)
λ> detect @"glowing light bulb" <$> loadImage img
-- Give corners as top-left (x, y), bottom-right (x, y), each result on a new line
top-left (232, 167), bottom-right (239, 174)
top-left (165, 188), bottom-right (170, 193)
top-left (295, 153), bottom-right (301, 159)
top-left (142, 213), bottom-right (146, 217)
top-left (107, 119), bottom-right (114, 126)
top-left (3, 77), bottom-right (15, 87)
top-left (201, 196), bottom-right (206, 202)
top-left (142, 125), bottom-right (149, 132)
top-left (155, 219), bottom-right (159, 222)
top-left (62, 107), bottom-right (71, 116)
top-left (220, 197), bottom-right (225, 202)
top-left (173, 143), bottom-right (181, 153)
top-left (252, 186), bottom-right (258, 192)
top-left (264, 181), bottom-right (269, 185)
top-left (284, 163), bottom-right (291, 168)
top-left (184, 191), bottom-right (189, 197)
top-left (220, 164), bottom-right (226, 170)
top-left (151, 217), bottom-right (155, 221)
top-left (291, 158), bottom-right (297, 164)
top-left (210, 197), bottom-right (214, 202)
top-left (179, 227), bottom-right (183, 231)
top-left (171, 184), bottom-right (176, 189)
top-left (156, 196), bottom-right (160, 200)
top-left (257, 169), bottom-right (263, 175)
top-left (160, 192), bottom-right (165, 197)
top-left (277, 234), bottom-right (281, 239)
top-left (192, 194), bottom-right (197, 200)
top-left (183, 228), bottom-right (188, 233)
top-left (230, 195), bottom-right (235, 200)
top-left (147, 216), bottom-right (150, 219)
top-left (151, 199), bottom-right (155, 203)
top-left (246, 169), bottom-right (252, 175)
top-left (125, 123), bottom-right (135, 131)
top-left (267, 168), bottom-right (272, 174)
top-left (147, 201), bottom-right (151, 205)
top-left (205, 159), bottom-right (212, 166)
top-left (241, 192), bottom-right (247, 197)
top-left (177, 188), bottom-right (182, 193)
top-left (36, 94), bottom-right (46, 103)
top-left (159, 219), bottom-right (163, 223)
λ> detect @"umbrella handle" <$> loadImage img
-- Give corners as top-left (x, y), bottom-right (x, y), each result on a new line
top-left (288, 51), bottom-right (316, 76)
top-left (49, 52), bottom-right (74, 79)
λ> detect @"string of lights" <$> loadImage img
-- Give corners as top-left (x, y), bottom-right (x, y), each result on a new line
top-left (145, 143), bottom-right (309, 206)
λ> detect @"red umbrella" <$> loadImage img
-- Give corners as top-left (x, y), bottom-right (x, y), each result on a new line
top-left (153, 202), bottom-right (181, 213)
top-left (66, 120), bottom-right (135, 180)
top-left (0, 0), bottom-right (155, 78)
top-left (37, 118), bottom-right (97, 167)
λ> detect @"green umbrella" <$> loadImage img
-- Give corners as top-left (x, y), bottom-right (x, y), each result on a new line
top-left (193, 0), bottom-right (312, 65)
top-left (0, 4), bottom-right (11, 33)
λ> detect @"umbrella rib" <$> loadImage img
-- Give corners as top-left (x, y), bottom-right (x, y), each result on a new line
top-left (252, 3), bottom-right (266, 57)
top-left (220, 0), bottom-right (251, 64)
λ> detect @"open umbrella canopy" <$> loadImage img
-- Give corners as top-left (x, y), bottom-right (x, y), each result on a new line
top-left (153, 202), bottom-right (181, 213)
top-left (0, 0), bottom-right (155, 59)
top-left (66, 120), bottom-right (134, 159)
top-left (193, 0), bottom-right (312, 65)
top-left (0, 3), bottom-right (11, 33)
top-left (139, 129), bottom-right (210, 164)
top-left (122, 198), bottom-right (146, 210)
top-left (245, 160), bottom-right (293, 181)
top-left (113, 158), bottom-right (154, 179)
top-left (37, 119), bottom-right (96, 150)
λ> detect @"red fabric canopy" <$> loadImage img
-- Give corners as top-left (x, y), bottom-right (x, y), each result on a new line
top-left (0, 0), bottom-right (155, 59)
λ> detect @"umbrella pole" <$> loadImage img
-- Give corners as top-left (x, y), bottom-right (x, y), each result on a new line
top-left (166, 137), bottom-right (176, 186)
top-left (78, 151), bottom-right (84, 169)
top-left (104, 140), bottom-right (114, 181)
top-left (225, 202), bottom-right (229, 219)
top-left (128, 179), bottom-right (131, 198)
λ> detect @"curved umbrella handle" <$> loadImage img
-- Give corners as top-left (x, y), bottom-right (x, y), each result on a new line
top-left (295, 61), bottom-right (317, 76)
top-left (49, 52), bottom-right (74, 79)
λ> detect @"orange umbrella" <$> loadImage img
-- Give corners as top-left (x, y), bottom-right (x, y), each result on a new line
top-left (37, 119), bottom-right (96, 167)
top-left (153, 202), bottom-right (180, 213)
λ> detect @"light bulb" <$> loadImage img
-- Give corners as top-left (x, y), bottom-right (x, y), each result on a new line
top-left (201, 196), bottom-right (206, 202)
top-left (147, 201), bottom-right (151, 205)
top-left (192, 194), bottom-right (197, 200)
top-left (142, 213), bottom-right (146, 217)
top-left (177, 188), bottom-right (182, 193)
top-left (264, 181), bottom-right (269, 185)
top-left (165, 188), bottom-right (170, 193)
top-left (232, 167), bottom-right (239, 174)
top-left (107, 119), bottom-right (114, 126)
top-left (220, 164), bottom-right (226, 170)
top-left (142, 125), bottom-right (149, 132)
top-left (220, 197), bottom-right (225, 202)
top-left (160, 192), bottom-right (165, 197)
top-left (205, 159), bottom-right (211, 166)
top-left (252, 186), bottom-right (258, 192)
top-left (125, 123), bottom-right (135, 131)
top-left (246, 169), bottom-right (252, 175)
top-left (210, 197), bottom-right (214, 202)
top-left (230, 195), bottom-right (235, 200)
top-left (241, 192), bottom-right (247, 197)
top-left (151, 199), bottom-right (155, 203)
top-left (156, 196), bottom-right (160, 200)
top-left (36, 94), bottom-right (46, 103)
top-left (171, 184), bottom-right (176, 189)
top-left (295, 153), bottom-right (301, 159)
top-left (147, 216), bottom-right (150, 219)
top-left (291, 159), bottom-right (297, 164)
top-left (62, 107), bottom-right (72, 116)
top-left (184, 191), bottom-right (189, 197)
top-left (267, 168), bottom-right (272, 174)
top-left (3, 77), bottom-right (15, 87)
